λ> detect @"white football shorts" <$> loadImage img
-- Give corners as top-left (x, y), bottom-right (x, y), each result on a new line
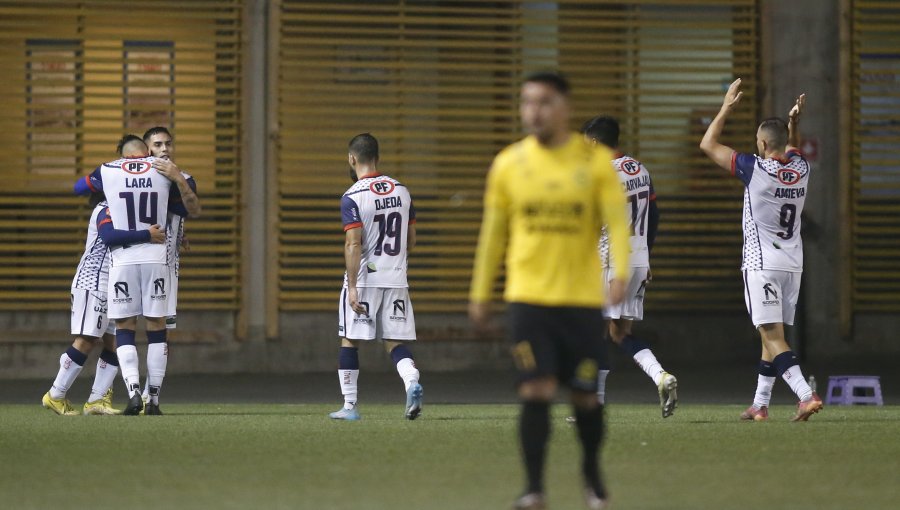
top-left (70, 288), bottom-right (115, 337)
top-left (602, 266), bottom-right (649, 321)
top-left (338, 287), bottom-right (416, 341)
top-left (107, 263), bottom-right (169, 319)
top-left (166, 264), bottom-right (178, 329)
top-left (743, 269), bottom-right (802, 327)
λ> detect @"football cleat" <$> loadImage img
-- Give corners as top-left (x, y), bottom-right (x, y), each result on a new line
top-left (512, 492), bottom-right (546, 510)
top-left (584, 486), bottom-right (610, 510)
top-left (123, 392), bottom-right (144, 416)
top-left (740, 405), bottom-right (768, 422)
top-left (83, 389), bottom-right (122, 415)
top-left (144, 403), bottom-right (163, 416)
top-left (42, 392), bottom-right (79, 416)
top-left (791, 393), bottom-right (823, 422)
top-left (405, 383), bottom-right (423, 420)
top-left (565, 416), bottom-right (577, 424)
top-left (658, 372), bottom-right (678, 418)
top-left (329, 406), bottom-right (361, 421)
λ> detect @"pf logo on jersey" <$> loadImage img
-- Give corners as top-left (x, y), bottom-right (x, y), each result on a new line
top-left (121, 160), bottom-right (151, 174)
top-left (620, 159), bottom-right (641, 176)
top-left (777, 168), bottom-right (801, 186)
top-left (370, 180), bottom-right (395, 195)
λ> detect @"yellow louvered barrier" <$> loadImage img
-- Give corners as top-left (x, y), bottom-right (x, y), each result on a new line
top-left (851, 0), bottom-right (900, 311)
top-left (0, 0), bottom-right (241, 311)
top-left (276, 0), bottom-right (759, 313)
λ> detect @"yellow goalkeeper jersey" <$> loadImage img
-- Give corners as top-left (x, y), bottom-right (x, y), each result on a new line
top-left (470, 133), bottom-right (631, 308)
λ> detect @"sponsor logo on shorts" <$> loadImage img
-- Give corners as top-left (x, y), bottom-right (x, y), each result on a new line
top-left (112, 281), bottom-right (132, 304)
top-left (389, 299), bottom-right (407, 321)
top-left (762, 283), bottom-right (779, 306)
top-left (353, 301), bottom-right (372, 324)
top-left (151, 278), bottom-right (167, 301)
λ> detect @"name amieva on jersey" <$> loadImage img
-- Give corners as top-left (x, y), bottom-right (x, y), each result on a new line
top-left (375, 196), bottom-right (403, 210)
top-left (774, 187), bottom-right (805, 199)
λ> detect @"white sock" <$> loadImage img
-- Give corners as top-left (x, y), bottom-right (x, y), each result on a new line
top-left (339, 369), bottom-right (359, 409)
top-left (633, 349), bottom-right (666, 386)
top-left (395, 358), bottom-right (419, 392)
top-left (597, 369), bottom-right (610, 405)
top-left (88, 357), bottom-right (119, 403)
top-left (116, 345), bottom-right (141, 397)
top-left (752, 375), bottom-right (776, 409)
top-left (142, 380), bottom-right (149, 401)
top-left (147, 342), bottom-right (168, 405)
top-left (49, 352), bottom-right (84, 399)
top-left (782, 365), bottom-right (813, 401)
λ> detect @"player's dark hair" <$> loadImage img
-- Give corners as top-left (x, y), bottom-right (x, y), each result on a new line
top-left (582, 116), bottom-right (620, 148)
top-left (88, 192), bottom-right (105, 209)
top-left (348, 133), bottom-right (379, 164)
top-left (142, 126), bottom-right (172, 143)
top-left (116, 134), bottom-right (144, 156)
top-left (758, 117), bottom-right (789, 149)
top-left (523, 71), bottom-right (571, 96)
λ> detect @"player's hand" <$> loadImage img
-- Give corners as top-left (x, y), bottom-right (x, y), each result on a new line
top-left (148, 224), bottom-right (165, 244)
top-left (348, 287), bottom-right (367, 315)
top-left (789, 93), bottom-right (806, 122)
top-left (722, 78), bottom-right (743, 111)
top-left (608, 278), bottom-right (626, 305)
top-left (180, 236), bottom-right (191, 253)
top-left (152, 158), bottom-right (183, 182)
top-left (468, 301), bottom-right (491, 331)
top-left (645, 268), bottom-right (652, 283)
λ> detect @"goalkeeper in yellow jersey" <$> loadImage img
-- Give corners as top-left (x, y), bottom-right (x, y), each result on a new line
top-left (469, 72), bottom-right (630, 510)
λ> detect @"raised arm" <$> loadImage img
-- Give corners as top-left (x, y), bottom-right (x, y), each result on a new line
top-left (788, 93), bottom-right (806, 151)
top-left (153, 159), bottom-right (202, 218)
top-left (700, 78), bottom-right (744, 171)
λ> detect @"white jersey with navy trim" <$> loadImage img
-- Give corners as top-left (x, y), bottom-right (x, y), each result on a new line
top-left (732, 149), bottom-right (810, 272)
top-left (72, 202), bottom-right (110, 292)
top-left (341, 174), bottom-right (416, 288)
top-left (600, 154), bottom-right (655, 268)
top-left (87, 156), bottom-right (171, 266)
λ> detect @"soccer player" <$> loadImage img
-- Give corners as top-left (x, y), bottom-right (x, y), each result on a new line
top-left (469, 72), bottom-right (630, 510)
top-left (80, 137), bottom-right (177, 416)
top-left (42, 137), bottom-right (165, 416)
top-left (137, 127), bottom-right (201, 408)
top-left (330, 133), bottom-right (423, 421)
top-left (582, 116), bottom-right (678, 418)
top-left (700, 79), bottom-right (822, 422)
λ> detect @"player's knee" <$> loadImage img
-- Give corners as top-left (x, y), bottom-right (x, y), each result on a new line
top-left (518, 377), bottom-right (557, 401)
top-left (71, 336), bottom-right (96, 353)
top-left (571, 390), bottom-right (599, 410)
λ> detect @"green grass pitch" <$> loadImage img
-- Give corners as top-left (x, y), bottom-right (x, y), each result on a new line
top-left (1, 404), bottom-right (897, 509)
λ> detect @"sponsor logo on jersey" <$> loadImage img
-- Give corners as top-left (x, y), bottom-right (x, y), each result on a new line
top-left (390, 299), bottom-right (407, 321)
top-left (370, 180), bottom-right (395, 195)
top-left (777, 168), bottom-right (801, 186)
top-left (121, 160), bottom-right (152, 175)
top-left (620, 159), bottom-right (641, 176)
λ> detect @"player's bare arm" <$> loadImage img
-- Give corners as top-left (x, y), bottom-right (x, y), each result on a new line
top-left (700, 78), bottom-right (744, 171)
top-left (788, 93), bottom-right (806, 150)
top-left (148, 224), bottom-right (165, 244)
top-left (407, 223), bottom-right (417, 252)
top-left (344, 226), bottom-right (366, 315)
top-left (152, 159), bottom-right (202, 218)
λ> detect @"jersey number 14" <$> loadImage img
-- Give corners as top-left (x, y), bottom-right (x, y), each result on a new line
top-left (118, 191), bottom-right (158, 230)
